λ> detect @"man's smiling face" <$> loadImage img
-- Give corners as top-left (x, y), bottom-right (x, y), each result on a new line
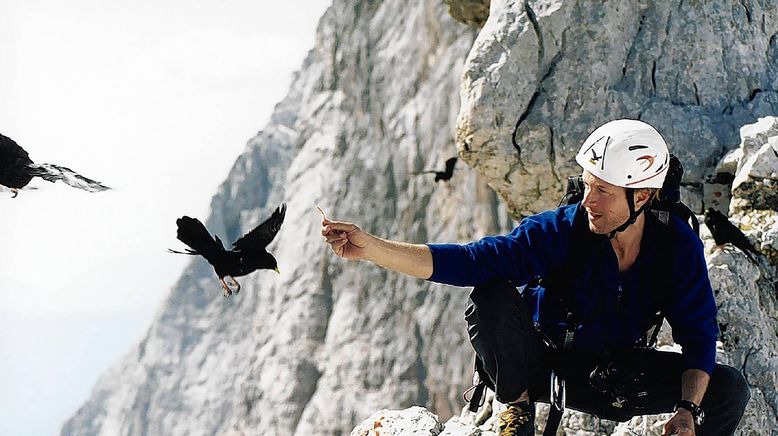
top-left (580, 171), bottom-right (631, 235)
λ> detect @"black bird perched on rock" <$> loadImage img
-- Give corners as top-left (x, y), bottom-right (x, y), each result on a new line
top-left (0, 133), bottom-right (110, 197)
top-left (704, 208), bottom-right (762, 264)
top-left (168, 203), bottom-right (286, 297)
top-left (417, 157), bottom-right (457, 182)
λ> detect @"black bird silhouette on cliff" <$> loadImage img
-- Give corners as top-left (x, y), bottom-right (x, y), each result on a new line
top-left (0, 133), bottom-right (110, 197)
top-left (168, 203), bottom-right (286, 297)
top-left (704, 208), bottom-right (762, 264)
top-left (416, 157), bottom-right (457, 182)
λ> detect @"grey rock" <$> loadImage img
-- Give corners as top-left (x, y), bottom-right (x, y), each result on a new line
top-left (731, 132), bottom-right (778, 211)
top-left (350, 407), bottom-right (444, 436)
top-left (457, 0), bottom-right (778, 217)
top-left (63, 1), bottom-right (501, 435)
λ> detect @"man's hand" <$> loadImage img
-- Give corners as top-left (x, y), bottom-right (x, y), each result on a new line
top-left (320, 217), bottom-right (371, 260)
top-left (662, 409), bottom-right (695, 435)
top-left (316, 205), bottom-right (433, 279)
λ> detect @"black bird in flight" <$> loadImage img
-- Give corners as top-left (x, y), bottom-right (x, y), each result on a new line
top-left (417, 157), bottom-right (457, 182)
top-left (0, 133), bottom-right (110, 197)
top-left (704, 208), bottom-right (762, 264)
top-left (168, 203), bottom-right (286, 297)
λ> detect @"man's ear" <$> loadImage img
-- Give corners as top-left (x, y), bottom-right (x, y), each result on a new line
top-left (634, 188), bottom-right (652, 209)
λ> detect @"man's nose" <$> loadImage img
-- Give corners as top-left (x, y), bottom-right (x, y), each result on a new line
top-left (581, 189), bottom-right (595, 207)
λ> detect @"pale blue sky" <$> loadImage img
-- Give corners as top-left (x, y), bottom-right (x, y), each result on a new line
top-left (0, 1), bottom-right (330, 434)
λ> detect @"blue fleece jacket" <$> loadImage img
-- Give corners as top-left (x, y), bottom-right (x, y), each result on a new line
top-left (427, 203), bottom-right (718, 375)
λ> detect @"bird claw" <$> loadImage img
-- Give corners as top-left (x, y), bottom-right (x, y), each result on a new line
top-left (220, 278), bottom-right (235, 297)
top-left (221, 276), bottom-right (240, 297)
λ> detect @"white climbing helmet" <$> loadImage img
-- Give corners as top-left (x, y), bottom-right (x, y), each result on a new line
top-left (575, 119), bottom-right (670, 189)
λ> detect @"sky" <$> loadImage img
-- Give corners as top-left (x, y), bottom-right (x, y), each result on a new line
top-left (0, 1), bottom-right (331, 435)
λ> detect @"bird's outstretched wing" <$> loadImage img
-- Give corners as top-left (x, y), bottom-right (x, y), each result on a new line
top-left (232, 203), bottom-right (287, 252)
top-left (173, 216), bottom-right (225, 263)
top-left (27, 163), bottom-right (110, 192)
top-left (166, 248), bottom-right (200, 255)
top-left (443, 157), bottom-right (458, 177)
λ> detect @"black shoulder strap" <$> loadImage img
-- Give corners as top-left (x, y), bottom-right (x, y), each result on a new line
top-left (651, 154), bottom-right (700, 236)
top-left (641, 211), bottom-right (678, 347)
top-left (534, 204), bottom-right (598, 348)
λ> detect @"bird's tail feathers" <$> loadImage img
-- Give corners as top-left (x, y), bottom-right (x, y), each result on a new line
top-left (29, 163), bottom-right (110, 192)
top-left (175, 216), bottom-right (223, 258)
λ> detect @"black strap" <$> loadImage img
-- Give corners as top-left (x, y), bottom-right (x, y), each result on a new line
top-left (544, 406), bottom-right (564, 436)
top-left (464, 382), bottom-right (487, 413)
top-left (464, 355), bottom-right (492, 412)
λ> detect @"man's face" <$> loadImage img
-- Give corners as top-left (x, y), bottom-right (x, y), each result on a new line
top-left (580, 171), bottom-right (630, 235)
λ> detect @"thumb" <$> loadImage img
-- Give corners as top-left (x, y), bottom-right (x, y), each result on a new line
top-left (324, 221), bottom-right (358, 234)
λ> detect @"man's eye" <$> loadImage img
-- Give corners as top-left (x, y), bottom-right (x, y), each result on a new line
top-left (598, 188), bottom-right (608, 194)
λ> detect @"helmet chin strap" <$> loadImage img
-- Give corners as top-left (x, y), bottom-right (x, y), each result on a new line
top-left (606, 189), bottom-right (648, 239)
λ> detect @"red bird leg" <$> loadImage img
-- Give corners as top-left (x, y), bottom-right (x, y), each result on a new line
top-left (220, 278), bottom-right (233, 297)
top-left (222, 275), bottom-right (241, 295)
top-left (228, 276), bottom-right (241, 294)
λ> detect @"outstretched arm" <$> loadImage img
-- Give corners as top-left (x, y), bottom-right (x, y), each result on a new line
top-left (321, 217), bottom-right (433, 279)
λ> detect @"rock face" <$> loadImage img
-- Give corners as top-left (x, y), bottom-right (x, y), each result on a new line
top-left (63, 1), bottom-right (778, 436)
top-left (63, 1), bottom-right (507, 435)
top-left (457, 0), bottom-right (778, 217)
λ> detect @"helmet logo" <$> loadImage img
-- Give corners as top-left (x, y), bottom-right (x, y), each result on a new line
top-left (589, 148), bottom-right (602, 165)
top-left (636, 155), bottom-right (655, 172)
top-left (584, 136), bottom-right (610, 168)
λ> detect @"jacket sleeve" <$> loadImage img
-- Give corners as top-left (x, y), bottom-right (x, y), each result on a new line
top-left (425, 210), bottom-right (568, 287)
top-left (664, 228), bottom-right (718, 375)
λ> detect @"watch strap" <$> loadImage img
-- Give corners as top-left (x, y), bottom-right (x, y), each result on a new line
top-left (675, 399), bottom-right (704, 425)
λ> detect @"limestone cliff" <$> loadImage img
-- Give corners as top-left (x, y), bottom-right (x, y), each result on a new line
top-left (63, 1), bottom-right (777, 435)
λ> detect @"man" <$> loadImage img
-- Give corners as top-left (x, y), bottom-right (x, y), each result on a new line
top-left (321, 119), bottom-right (750, 435)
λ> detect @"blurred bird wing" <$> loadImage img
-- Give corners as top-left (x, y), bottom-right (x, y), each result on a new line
top-left (167, 248), bottom-right (199, 255)
top-left (232, 203), bottom-right (287, 251)
top-left (444, 157), bottom-right (458, 174)
top-left (27, 163), bottom-right (110, 192)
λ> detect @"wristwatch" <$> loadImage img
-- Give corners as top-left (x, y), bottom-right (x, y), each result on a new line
top-left (674, 399), bottom-right (705, 425)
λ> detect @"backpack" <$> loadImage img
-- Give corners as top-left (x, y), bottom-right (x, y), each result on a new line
top-left (552, 153), bottom-right (700, 349)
